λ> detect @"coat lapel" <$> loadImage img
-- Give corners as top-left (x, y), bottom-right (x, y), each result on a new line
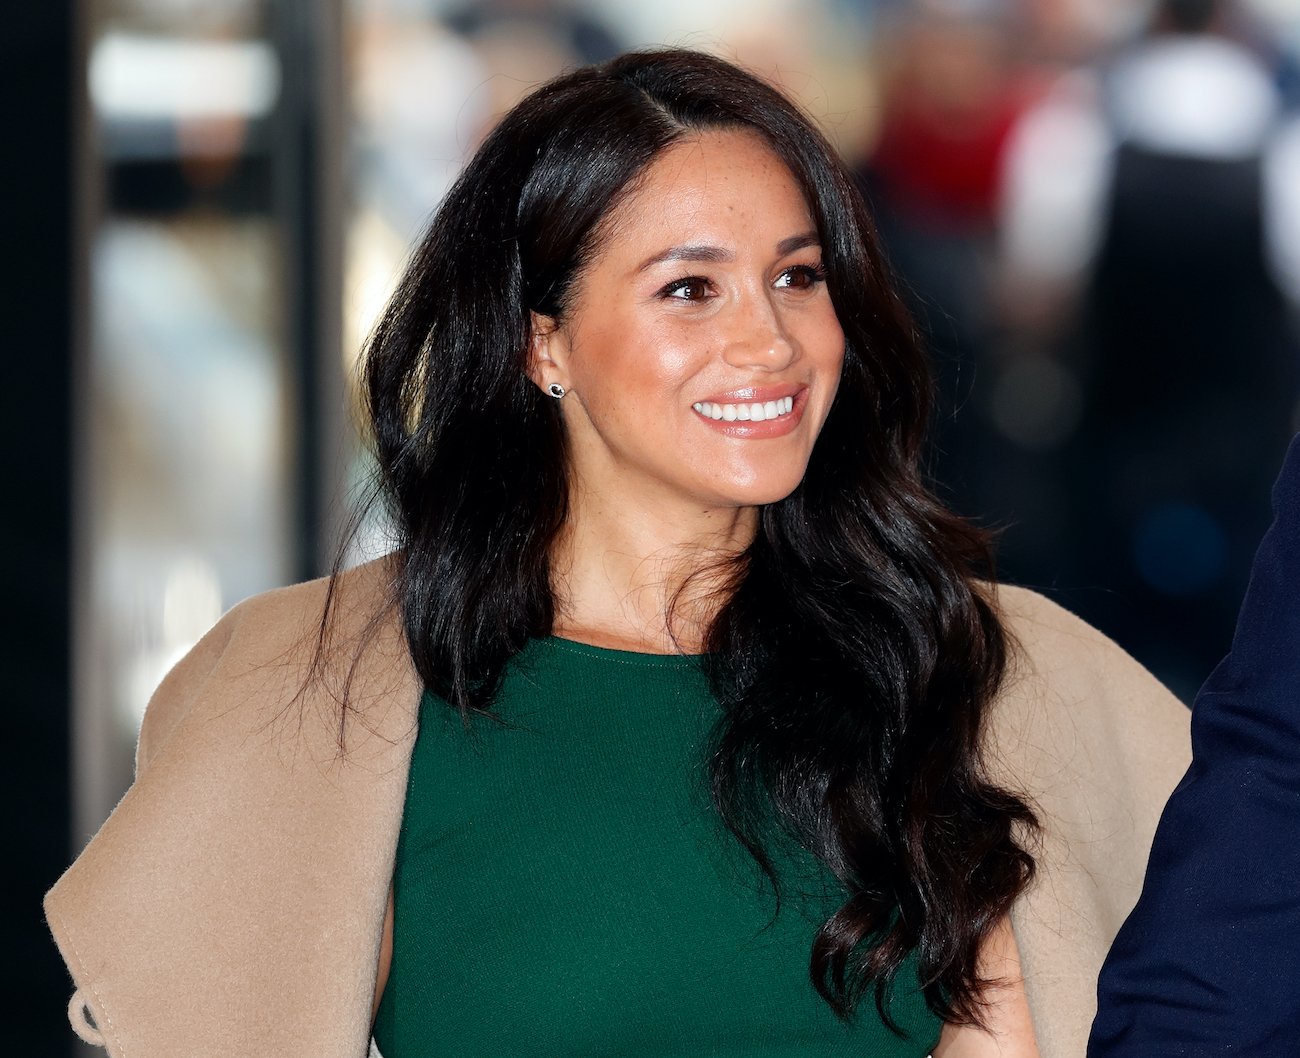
top-left (990, 585), bottom-right (1192, 1058)
top-left (45, 559), bottom-right (421, 1058)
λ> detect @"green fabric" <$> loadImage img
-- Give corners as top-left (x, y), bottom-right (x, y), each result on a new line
top-left (373, 637), bottom-right (941, 1057)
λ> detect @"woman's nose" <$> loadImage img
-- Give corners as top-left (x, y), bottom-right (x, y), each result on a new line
top-left (720, 296), bottom-right (797, 371)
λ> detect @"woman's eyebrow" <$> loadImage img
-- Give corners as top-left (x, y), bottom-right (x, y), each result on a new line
top-left (776, 232), bottom-right (820, 255)
top-left (635, 231), bottom-right (822, 273)
top-left (636, 244), bottom-right (734, 271)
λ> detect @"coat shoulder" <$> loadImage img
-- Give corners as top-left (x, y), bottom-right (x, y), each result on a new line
top-left (981, 580), bottom-right (1190, 805)
top-left (217, 553), bottom-right (397, 645)
top-left (135, 555), bottom-right (407, 773)
top-left (987, 583), bottom-right (1185, 726)
top-left (993, 582), bottom-right (1138, 675)
top-left (978, 582), bottom-right (1191, 1057)
top-left (44, 555), bottom-right (414, 1058)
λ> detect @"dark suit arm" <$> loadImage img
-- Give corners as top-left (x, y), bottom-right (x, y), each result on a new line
top-left (1090, 434), bottom-right (1300, 1055)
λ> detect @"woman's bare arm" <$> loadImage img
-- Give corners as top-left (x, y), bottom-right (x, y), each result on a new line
top-left (932, 915), bottom-right (1039, 1058)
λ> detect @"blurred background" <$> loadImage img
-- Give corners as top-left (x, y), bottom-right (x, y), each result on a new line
top-left (9, 0), bottom-right (1300, 1050)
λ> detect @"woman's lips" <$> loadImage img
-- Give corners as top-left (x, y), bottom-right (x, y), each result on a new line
top-left (690, 386), bottom-right (809, 437)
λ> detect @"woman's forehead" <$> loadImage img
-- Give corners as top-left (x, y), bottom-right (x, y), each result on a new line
top-left (590, 129), bottom-right (816, 269)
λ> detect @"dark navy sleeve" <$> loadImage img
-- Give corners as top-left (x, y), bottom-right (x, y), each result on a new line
top-left (1089, 434), bottom-right (1300, 1056)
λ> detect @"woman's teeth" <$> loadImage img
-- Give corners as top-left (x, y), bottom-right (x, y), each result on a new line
top-left (691, 396), bottom-right (796, 422)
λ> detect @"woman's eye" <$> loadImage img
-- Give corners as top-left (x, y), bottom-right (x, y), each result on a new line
top-left (775, 263), bottom-right (827, 291)
top-left (660, 276), bottom-right (712, 301)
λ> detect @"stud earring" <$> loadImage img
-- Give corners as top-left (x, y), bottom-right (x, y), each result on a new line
top-left (547, 383), bottom-right (566, 399)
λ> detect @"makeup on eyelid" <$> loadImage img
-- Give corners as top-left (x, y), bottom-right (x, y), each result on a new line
top-left (655, 263), bottom-right (826, 303)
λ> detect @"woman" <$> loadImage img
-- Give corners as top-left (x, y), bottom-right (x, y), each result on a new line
top-left (45, 49), bottom-right (1190, 1058)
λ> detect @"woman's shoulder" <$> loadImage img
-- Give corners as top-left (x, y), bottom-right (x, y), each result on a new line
top-left (990, 582), bottom-right (1146, 673)
top-left (977, 582), bottom-right (1192, 1057)
top-left (135, 554), bottom-right (411, 774)
top-left (978, 580), bottom-right (1191, 797)
top-left (217, 553), bottom-right (398, 639)
top-left (45, 555), bottom-right (415, 1056)
top-left (159, 554), bottom-right (397, 667)
top-left (984, 581), bottom-right (1189, 738)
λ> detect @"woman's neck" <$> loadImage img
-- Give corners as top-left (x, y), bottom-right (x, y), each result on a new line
top-left (549, 484), bottom-right (757, 654)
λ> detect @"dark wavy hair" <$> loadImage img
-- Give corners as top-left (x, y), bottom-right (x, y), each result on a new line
top-left (353, 48), bottom-right (1036, 1029)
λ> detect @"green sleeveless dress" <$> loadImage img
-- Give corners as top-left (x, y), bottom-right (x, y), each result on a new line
top-left (372, 636), bottom-right (941, 1056)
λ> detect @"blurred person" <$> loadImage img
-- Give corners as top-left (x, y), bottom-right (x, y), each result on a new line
top-left (862, 0), bottom-right (1033, 257)
top-left (441, 0), bottom-right (624, 148)
top-left (1000, 0), bottom-right (1300, 698)
top-left (1089, 434), bottom-right (1300, 1054)
top-left (854, 0), bottom-right (1053, 574)
top-left (346, 0), bottom-right (625, 360)
top-left (45, 49), bottom-right (1189, 1058)
top-left (351, 17), bottom-right (487, 241)
top-left (442, 0), bottom-right (623, 67)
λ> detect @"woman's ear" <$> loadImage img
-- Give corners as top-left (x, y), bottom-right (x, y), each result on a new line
top-left (527, 312), bottom-right (568, 394)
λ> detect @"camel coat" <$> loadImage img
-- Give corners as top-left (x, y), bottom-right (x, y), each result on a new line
top-left (44, 557), bottom-right (1191, 1057)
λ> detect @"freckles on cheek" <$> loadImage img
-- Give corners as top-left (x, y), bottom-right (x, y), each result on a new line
top-left (601, 317), bottom-right (699, 394)
top-left (651, 343), bottom-right (700, 385)
top-left (641, 313), bottom-right (716, 386)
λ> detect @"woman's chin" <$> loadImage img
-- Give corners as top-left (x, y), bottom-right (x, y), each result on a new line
top-left (696, 468), bottom-right (809, 510)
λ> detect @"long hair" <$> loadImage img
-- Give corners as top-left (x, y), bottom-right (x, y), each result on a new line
top-left (357, 48), bottom-right (1036, 1028)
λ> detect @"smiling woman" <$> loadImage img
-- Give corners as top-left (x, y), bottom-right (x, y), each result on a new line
top-left (45, 48), bottom-right (1190, 1058)
top-left (528, 129), bottom-right (843, 550)
top-left (363, 66), bottom-right (1028, 1052)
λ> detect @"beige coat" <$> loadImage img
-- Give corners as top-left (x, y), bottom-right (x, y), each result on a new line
top-left (44, 558), bottom-right (1191, 1057)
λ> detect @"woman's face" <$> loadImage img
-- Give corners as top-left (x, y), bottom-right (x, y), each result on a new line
top-left (533, 129), bottom-right (845, 513)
